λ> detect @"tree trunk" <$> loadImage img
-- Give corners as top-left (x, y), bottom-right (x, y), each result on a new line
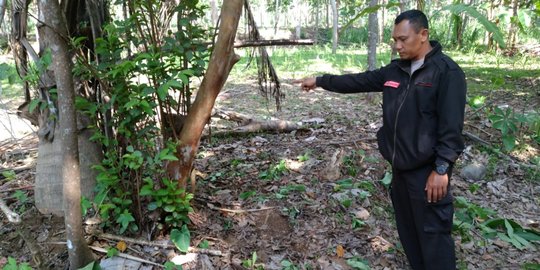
top-left (508, 0), bottom-right (519, 49)
top-left (315, 1), bottom-right (319, 44)
top-left (367, 0), bottom-right (378, 71)
top-left (485, 0), bottom-right (494, 50)
top-left (167, 0), bottom-right (243, 190)
top-left (40, 0), bottom-right (95, 267)
top-left (0, 0), bottom-right (6, 29)
top-left (274, 0), bottom-right (280, 35)
top-left (326, 0), bottom-right (329, 29)
top-left (416, 0), bottom-right (425, 11)
top-left (378, 0), bottom-right (385, 43)
top-left (330, 0), bottom-right (338, 53)
top-left (210, 0), bottom-right (218, 26)
top-left (34, 0), bottom-right (103, 217)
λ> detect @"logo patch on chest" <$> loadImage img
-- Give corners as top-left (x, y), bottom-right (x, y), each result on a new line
top-left (416, 82), bottom-right (433, 87)
top-left (384, 81), bottom-right (400, 88)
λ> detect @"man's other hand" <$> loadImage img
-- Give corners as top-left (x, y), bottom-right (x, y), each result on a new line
top-left (425, 171), bottom-right (448, 203)
top-left (293, 77), bottom-right (317, 92)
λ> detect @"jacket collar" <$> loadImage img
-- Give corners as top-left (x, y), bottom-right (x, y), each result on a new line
top-left (396, 40), bottom-right (442, 70)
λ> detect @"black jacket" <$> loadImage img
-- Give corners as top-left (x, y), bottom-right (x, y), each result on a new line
top-left (316, 41), bottom-right (466, 170)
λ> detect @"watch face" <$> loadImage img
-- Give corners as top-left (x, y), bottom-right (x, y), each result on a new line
top-left (436, 165), bottom-right (448, 175)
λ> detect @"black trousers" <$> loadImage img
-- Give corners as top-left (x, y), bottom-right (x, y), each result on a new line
top-left (390, 164), bottom-right (456, 270)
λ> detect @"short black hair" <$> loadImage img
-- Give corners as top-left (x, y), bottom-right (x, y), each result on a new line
top-left (395, 10), bottom-right (429, 33)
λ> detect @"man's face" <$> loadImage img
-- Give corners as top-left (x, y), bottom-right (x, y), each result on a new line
top-left (392, 20), bottom-right (428, 61)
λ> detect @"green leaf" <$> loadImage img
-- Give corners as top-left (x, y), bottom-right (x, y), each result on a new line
top-left (164, 205), bottom-right (176, 212)
top-left (441, 4), bottom-right (506, 49)
top-left (106, 248), bottom-right (119, 258)
top-left (504, 219), bottom-right (515, 236)
top-left (28, 99), bottom-right (41, 113)
top-left (380, 172), bottom-right (392, 187)
top-left (81, 196), bottom-right (92, 216)
top-left (346, 257), bottom-right (370, 270)
top-left (240, 190), bottom-right (256, 200)
top-left (79, 261), bottom-right (102, 270)
top-left (117, 210), bottom-right (135, 234)
top-left (158, 148), bottom-right (179, 161)
top-left (147, 202), bottom-right (158, 211)
top-left (502, 135), bottom-right (516, 151)
top-left (171, 225), bottom-right (191, 253)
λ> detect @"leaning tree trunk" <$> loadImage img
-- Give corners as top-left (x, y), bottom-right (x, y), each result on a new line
top-left (167, 0), bottom-right (243, 190)
top-left (40, 0), bottom-right (95, 267)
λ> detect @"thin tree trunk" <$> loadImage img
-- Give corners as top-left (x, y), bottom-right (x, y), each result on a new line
top-left (274, 0), bottom-right (280, 35)
top-left (315, 1), bottom-right (319, 44)
top-left (368, 0), bottom-right (378, 71)
top-left (40, 0), bottom-right (95, 268)
top-left (167, 0), bottom-right (243, 191)
top-left (485, 0), bottom-right (494, 50)
top-left (330, 0), bottom-right (337, 53)
top-left (508, 0), bottom-right (518, 49)
top-left (378, 0), bottom-right (385, 43)
top-left (210, 0), bottom-right (218, 26)
top-left (326, 0), bottom-right (329, 29)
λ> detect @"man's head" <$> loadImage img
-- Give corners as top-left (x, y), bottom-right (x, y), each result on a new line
top-left (392, 10), bottom-right (431, 61)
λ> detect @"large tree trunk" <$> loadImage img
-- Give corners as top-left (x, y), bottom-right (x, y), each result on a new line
top-left (34, 0), bottom-right (104, 216)
top-left (367, 0), bottom-right (378, 71)
top-left (40, 0), bottom-right (95, 268)
top-left (167, 0), bottom-right (243, 190)
top-left (330, 0), bottom-right (338, 53)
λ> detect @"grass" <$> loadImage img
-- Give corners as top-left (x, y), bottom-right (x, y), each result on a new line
top-left (0, 61), bottom-right (23, 101)
top-left (231, 44), bottom-right (540, 96)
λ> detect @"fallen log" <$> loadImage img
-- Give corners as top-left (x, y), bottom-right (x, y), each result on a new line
top-left (211, 109), bottom-right (303, 136)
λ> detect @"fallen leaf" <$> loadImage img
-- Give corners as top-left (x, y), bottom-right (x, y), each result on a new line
top-left (336, 244), bottom-right (345, 258)
top-left (116, 241), bottom-right (127, 252)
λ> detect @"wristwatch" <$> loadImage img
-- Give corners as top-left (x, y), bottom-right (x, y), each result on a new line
top-left (434, 161), bottom-right (450, 175)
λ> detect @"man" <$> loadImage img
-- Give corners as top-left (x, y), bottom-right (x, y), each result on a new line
top-left (295, 10), bottom-right (466, 270)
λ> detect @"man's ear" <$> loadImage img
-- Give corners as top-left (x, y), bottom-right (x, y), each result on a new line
top-left (421, 28), bottom-right (429, 42)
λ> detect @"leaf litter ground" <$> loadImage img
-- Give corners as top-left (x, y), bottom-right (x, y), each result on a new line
top-left (0, 78), bottom-right (539, 269)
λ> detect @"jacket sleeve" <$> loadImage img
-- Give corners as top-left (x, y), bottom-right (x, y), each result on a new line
top-left (434, 64), bottom-right (467, 165)
top-left (315, 68), bottom-right (386, 93)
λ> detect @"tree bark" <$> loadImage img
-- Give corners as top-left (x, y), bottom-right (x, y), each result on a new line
top-left (330, 0), bottom-right (338, 53)
top-left (367, 0), bottom-right (378, 71)
top-left (40, 0), bottom-right (95, 267)
top-left (210, 0), bottom-right (218, 26)
top-left (0, 0), bottom-right (6, 29)
top-left (416, 0), bottom-right (425, 11)
top-left (167, 0), bottom-right (243, 191)
top-left (508, 0), bottom-right (519, 49)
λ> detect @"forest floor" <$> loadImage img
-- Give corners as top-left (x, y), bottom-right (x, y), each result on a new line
top-left (1, 52), bottom-right (540, 269)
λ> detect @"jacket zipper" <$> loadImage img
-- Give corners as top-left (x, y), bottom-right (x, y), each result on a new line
top-left (391, 70), bottom-right (414, 166)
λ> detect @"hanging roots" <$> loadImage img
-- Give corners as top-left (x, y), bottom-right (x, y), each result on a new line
top-left (243, 0), bottom-right (284, 111)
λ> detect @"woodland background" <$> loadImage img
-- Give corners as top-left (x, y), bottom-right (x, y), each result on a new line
top-left (0, 0), bottom-right (539, 269)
